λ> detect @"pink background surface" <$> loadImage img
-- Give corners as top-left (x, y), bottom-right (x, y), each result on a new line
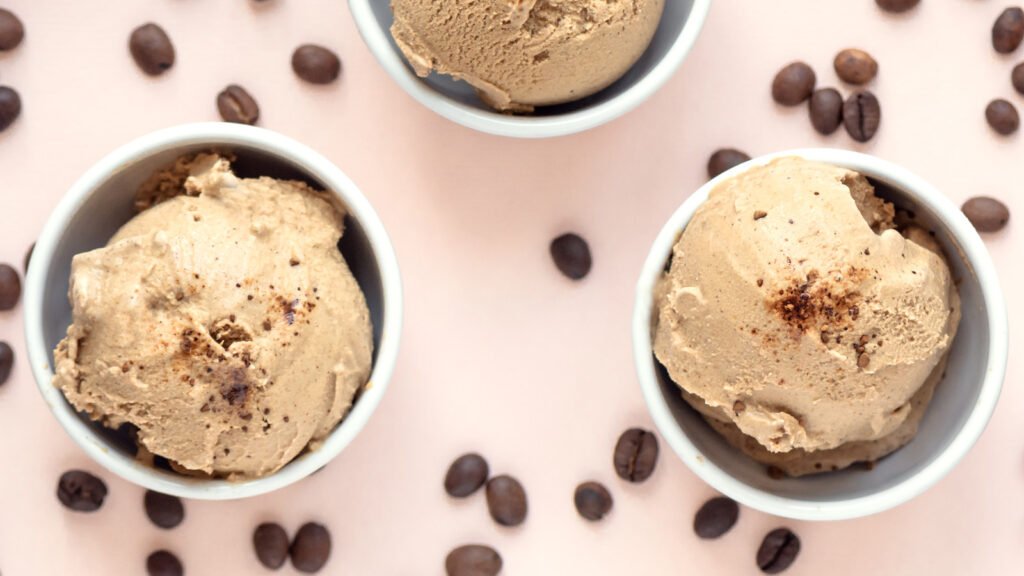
top-left (0, 0), bottom-right (1019, 574)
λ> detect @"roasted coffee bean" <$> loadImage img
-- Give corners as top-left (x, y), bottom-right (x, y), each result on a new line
top-left (962, 197), bottom-right (1010, 232)
top-left (485, 475), bottom-right (527, 527)
top-left (144, 490), bottom-right (184, 529)
top-left (217, 84), bottom-right (260, 125)
top-left (446, 544), bottom-right (502, 576)
top-left (574, 481), bottom-right (613, 521)
top-left (993, 8), bottom-right (1024, 54)
top-left (875, 0), bottom-right (919, 14)
top-left (693, 496), bottom-right (739, 539)
top-left (24, 242), bottom-right (34, 272)
top-left (290, 522), bottom-right (331, 573)
top-left (0, 8), bottom-right (24, 51)
top-left (0, 263), bottom-right (21, 311)
top-left (0, 341), bottom-right (12, 386)
top-left (253, 522), bottom-right (290, 570)
top-left (834, 49), bottom-right (878, 85)
top-left (550, 233), bottom-right (592, 280)
top-left (808, 88), bottom-right (844, 135)
top-left (771, 62), bottom-right (816, 106)
top-left (985, 99), bottom-right (1019, 135)
top-left (57, 470), bottom-right (108, 512)
top-left (129, 23), bottom-right (175, 76)
top-left (757, 528), bottom-right (801, 574)
top-left (1013, 63), bottom-right (1024, 95)
top-left (146, 550), bottom-right (183, 576)
top-left (444, 453), bottom-right (489, 498)
top-left (843, 90), bottom-right (881, 142)
top-left (0, 86), bottom-right (22, 132)
top-left (292, 45), bottom-right (341, 84)
top-left (613, 428), bottom-right (658, 483)
top-left (707, 148), bottom-right (751, 179)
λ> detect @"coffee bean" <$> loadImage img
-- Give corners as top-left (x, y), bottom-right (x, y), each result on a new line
top-left (574, 481), bottom-right (613, 521)
top-left (962, 196), bottom-right (1010, 232)
top-left (57, 470), bottom-right (108, 512)
top-left (707, 148), bottom-right (751, 179)
top-left (550, 233), bottom-right (592, 280)
top-left (693, 496), bottom-right (739, 539)
top-left (0, 86), bottom-right (22, 132)
top-left (24, 242), bottom-right (34, 273)
top-left (146, 550), bottom-right (183, 576)
top-left (444, 453), bottom-right (489, 498)
top-left (253, 522), bottom-right (290, 570)
top-left (843, 90), bottom-right (881, 142)
top-left (613, 428), bottom-right (658, 483)
top-left (808, 88), bottom-right (844, 135)
top-left (144, 490), bottom-right (184, 529)
top-left (129, 23), bottom-right (175, 76)
top-left (875, 0), bottom-right (919, 14)
top-left (485, 475), bottom-right (527, 527)
top-left (446, 544), bottom-right (502, 576)
top-left (0, 263), bottom-right (21, 310)
top-left (0, 341), bottom-right (12, 386)
top-left (1013, 63), bottom-right (1024, 96)
top-left (217, 85), bottom-right (260, 125)
top-left (771, 62), bottom-right (816, 106)
top-left (985, 99), bottom-right (1019, 135)
top-left (290, 522), bottom-right (331, 573)
top-left (0, 8), bottom-right (24, 51)
top-left (757, 528), bottom-right (801, 574)
top-left (993, 8), bottom-right (1024, 54)
top-left (834, 49), bottom-right (878, 85)
top-left (292, 45), bottom-right (341, 84)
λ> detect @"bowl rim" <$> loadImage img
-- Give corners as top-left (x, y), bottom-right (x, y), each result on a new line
top-left (347, 0), bottom-right (713, 139)
top-left (23, 122), bottom-right (404, 500)
top-left (633, 148), bottom-right (1008, 521)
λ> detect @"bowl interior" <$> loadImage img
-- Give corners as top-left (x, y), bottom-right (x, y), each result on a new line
top-left (40, 144), bottom-right (386, 480)
top-left (651, 167), bottom-right (992, 504)
top-left (363, 0), bottom-right (697, 117)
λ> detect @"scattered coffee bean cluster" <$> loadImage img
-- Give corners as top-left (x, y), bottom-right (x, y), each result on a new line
top-left (0, 8), bottom-right (24, 133)
top-left (692, 496), bottom-right (802, 573)
top-left (987, 7), bottom-right (1024, 137)
top-left (441, 429), bottom-right (800, 574)
top-left (771, 48), bottom-right (882, 143)
top-left (55, 467), bottom-right (335, 574)
top-left (127, 18), bottom-right (340, 126)
top-left (0, 251), bottom-right (25, 392)
top-left (440, 453), bottom-right (525, 575)
top-left (712, 3), bottom-right (1014, 234)
top-left (0, 7), bottom-right (23, 404)
top-left (55, 470), bottom-right (187, 575)
top-left (967, 6), bottom-right (1019, 232)
top-left (251, 521), bottom-right (332, 573)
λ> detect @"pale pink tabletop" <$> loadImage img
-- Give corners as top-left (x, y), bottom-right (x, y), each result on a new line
top-left (0, 0), bottom-right (1020, 574)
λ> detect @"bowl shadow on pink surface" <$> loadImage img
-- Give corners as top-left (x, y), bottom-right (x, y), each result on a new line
top-left (39, 147), bottom-right (387, 480)
top-left (652, 177), bottom-right (993, 503)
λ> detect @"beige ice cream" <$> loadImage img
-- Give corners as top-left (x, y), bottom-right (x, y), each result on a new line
top-left (653, 157), bottom-right (960, 476)
top-left (53, 154), bottom-right (373, 480)
top-left (390, 0), bottom-right (665, 112)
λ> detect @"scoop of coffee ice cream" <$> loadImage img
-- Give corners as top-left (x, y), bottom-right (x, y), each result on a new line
top-left (390, 0), bottom-right (665, 112)
top-left (54, 154), bottom-right (373, 480)
top-left (653, 157), bottom-right (960, 475)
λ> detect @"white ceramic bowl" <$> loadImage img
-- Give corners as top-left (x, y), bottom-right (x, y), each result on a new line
top-left (634, 149), bottom-right (1008, 521)
top-left (348, 0), bottom-right (712, 138)
top-left (24, 123), bottom-right (403, 500)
